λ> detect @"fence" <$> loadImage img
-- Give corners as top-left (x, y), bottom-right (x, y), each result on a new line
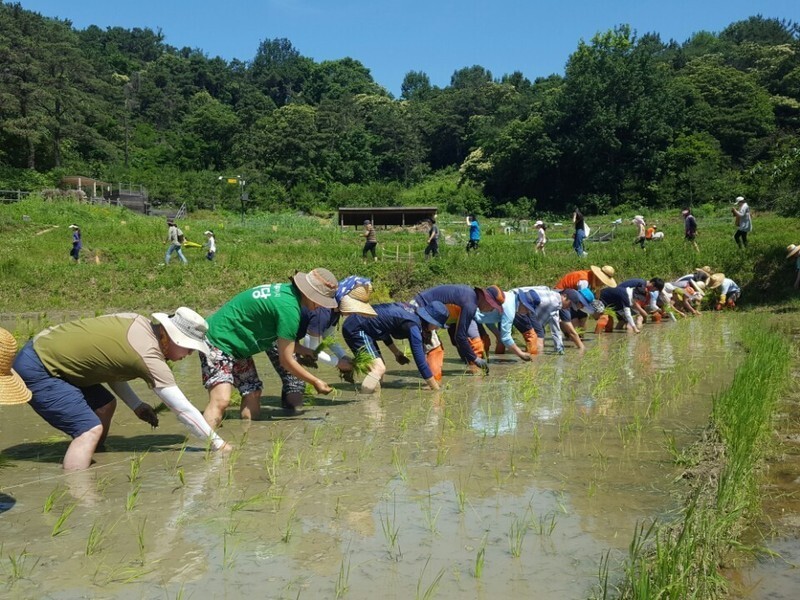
top-left (0, 190), bottom-right (33, 202)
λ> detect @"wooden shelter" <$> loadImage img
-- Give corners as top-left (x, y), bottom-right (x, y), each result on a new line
top-left (338, 206), bottom-right (438, 228)
top-left (59, 176), bottom-right (111, 199)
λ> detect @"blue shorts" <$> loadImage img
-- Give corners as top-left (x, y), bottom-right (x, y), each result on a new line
top-left (13, 342), bottom-right (115, 438)
top-left (342, 329), bottom-right (383, 361)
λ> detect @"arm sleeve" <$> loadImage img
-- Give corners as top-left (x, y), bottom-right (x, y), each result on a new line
top-left (408, 326), bottom-right (433, 380)
top-left (153, 386), bottom-right (225, 450)
top-left (499, 303), bottom-right (516, 348)
top-left (576, 280), bottom-right (589, 291)
top-left (720, 280), bottom-right (732, 296)
top-left (648, 291), bottom-right (659, 312)
top-left (622, 307), bottom-right (637, 329)
top-left (107, 381), bottom-right (144, 411)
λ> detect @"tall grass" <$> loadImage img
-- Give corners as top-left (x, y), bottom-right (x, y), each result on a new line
top-left (603, 319), bottom-right (790, 598)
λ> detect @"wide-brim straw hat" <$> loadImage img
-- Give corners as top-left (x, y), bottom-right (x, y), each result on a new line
top-left (339, 285), bottom-right (377, 317)
top-left (787, 245), bottom-right (800, 260)
top-left (0, 328), bottom-right (32, 405)
top-left (590, 265), bottom-right (617, 288)
top-left (293, 269), bottom-right (338, 309)
top-left (152, 307), bottom-right (211, 355)
top-left (706, 273), bottom-right (725, 289)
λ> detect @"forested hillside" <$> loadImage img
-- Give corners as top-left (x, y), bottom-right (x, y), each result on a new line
top-left (1, 2), bottom-right (798, 215)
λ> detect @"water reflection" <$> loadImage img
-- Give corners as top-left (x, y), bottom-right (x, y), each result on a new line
top-left (470, 379), bottom-right (518, 435)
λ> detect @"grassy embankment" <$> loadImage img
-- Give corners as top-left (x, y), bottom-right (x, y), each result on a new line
top-left (1, 197), bottom-right (799, 316)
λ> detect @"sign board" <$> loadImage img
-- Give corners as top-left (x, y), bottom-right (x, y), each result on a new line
top-left (226, 178), bottom-right (239, 184)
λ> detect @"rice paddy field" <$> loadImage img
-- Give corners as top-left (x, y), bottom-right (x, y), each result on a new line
top-left (2, 198), bottom-right (800, 598)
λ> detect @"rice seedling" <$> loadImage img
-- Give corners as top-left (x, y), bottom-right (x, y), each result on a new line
top-left (176, 466), bottom-right (185, 487)
top-left (379, 495), bottom-right (401, 559)
top-left (454, 475), bottom-right (469, 514)
top-left (415, 556), bottom-right (445, 600)
top-left (2, 547), bottom-right (39, 586)
top-left (136, 517), bottom-right (147, 564)
top-left (85, 520), bottom-right (107, 556)
top-left (126, 484), bottom-right (141, 512)
top-left (127, 452), bottom-right (147, 483)
top-left (533, 512), bottom-right (558, 536)
top-left (153, 402), bottom-right (169, 414)
top-left (51, 503), bottom-right (76, 537)
top-left (281, 507), bottom-right (298, 543)
top-left (508, 513), bottom-right (529, 557)
top-left (310, 426), bottom-right (324, 447)
top-left (265, 436), bottom-right (285, 484)
top-left (230, 491), bottom-right (267, 513)
top-left (312, 335), bottom-right (337, 356)
top-left (391, 446), bottom-right (408, 482)
top-left (420, 492), bottom-right (440, 536)
top-left (335, 553), bottom-right (351, 599)
top-left (435, 437), bottom-right (450, 466)
top-left (42, 485), bottom-right (66, 513)
top-left (473, 533), bottom-right (488, 579)
top-left (222, 531), bottom-right (238, 569)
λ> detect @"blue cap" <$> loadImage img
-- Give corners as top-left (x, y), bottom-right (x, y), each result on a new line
top-left (417, 300), bottom-right (449, 328)
top-left (517, 290), bottom-right (540, 312)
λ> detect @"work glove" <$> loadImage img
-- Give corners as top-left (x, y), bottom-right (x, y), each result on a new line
top-left (473, 357), bottom-right (490, 374)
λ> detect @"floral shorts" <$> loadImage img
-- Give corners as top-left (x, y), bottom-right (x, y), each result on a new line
top-left (200, 343), bottom-right (263, 396)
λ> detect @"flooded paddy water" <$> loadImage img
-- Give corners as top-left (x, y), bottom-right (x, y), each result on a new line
top-left (0, 316), bottom-right (753, 598)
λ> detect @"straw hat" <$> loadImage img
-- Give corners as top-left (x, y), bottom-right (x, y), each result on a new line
top-left (695, 265), bottom-right (713, 277)
top-left (706, 273), bottom-right (725, 289)
top-left (293, 268), bottom-right (338, 309)
top-left (339, 282), bottom-right (377, 317)
top-left (151, 307), bottom-right (211, 355)
top-left (590, 265), bottom-right (617, 288)
top-left (787, 245), bottom-right (800, 260)
top-left (0, 328), bottom-right (31, 405)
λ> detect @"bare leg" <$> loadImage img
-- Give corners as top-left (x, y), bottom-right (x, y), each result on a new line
top-left (240, 390), bottom-right (262, 420)
top-left (63, 425), bottom-right (103, 471)
top-left (94, 399), bottom-right (117, 447)
top-left (204, 383), bottom-right (233, 428)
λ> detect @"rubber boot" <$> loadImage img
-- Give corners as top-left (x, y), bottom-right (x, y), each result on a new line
top-left (595, 315), bottom-right (609, 334)
top-left (522, 330), bottom-right (539, 354)
top-left (651, 312), bottom-right (662, 323)
top-left (426, 345), bottom-right (444, 382)
top-left (469, 337), bottom-right (486, 360)
top-left (495, 342), bottom-right (506, 355)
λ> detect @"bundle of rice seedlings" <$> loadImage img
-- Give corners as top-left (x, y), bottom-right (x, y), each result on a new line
top-left (313, 336), bottom-right (337, 356)
top-left (351, 349), bottom-right (375, 376)
top-left (153, 402), bottom-right (170, 414)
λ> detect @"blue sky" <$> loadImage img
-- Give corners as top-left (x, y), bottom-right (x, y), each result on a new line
top-left (15, 0), bottom-right (799, 96)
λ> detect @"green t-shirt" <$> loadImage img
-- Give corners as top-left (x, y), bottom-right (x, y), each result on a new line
top-left (207, 283), bottom-right (302, 359)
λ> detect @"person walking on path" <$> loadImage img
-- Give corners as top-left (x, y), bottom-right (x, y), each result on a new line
top-left (69, 224), bottom-right (82, 263)
top-left (12, 308), bottom-right (230, 471)
top-left (342, 300), bottom-right (449, 393)
top-left (732, 196), bottom-right (752, 248)
top-left (424, 218), bottom-right (440, 259)
top-left (682, 208), bottom-right (699, 252)
top-left (632, 216), bottom-right (647, 250)
top-left (788, 244), bottom-right (800, 289)
top-left (165, 219), bottom-right (188, 265)
top-left (535, 221), bottom-right (547, 255)
top-left (362, 220), bottom-right (378, 262)
top-left (200, 269), bottom-right (338, 428)
top-left (466, 215), bottom-right (481, 252)
top-left (203, 230), bottom-right (216, 261)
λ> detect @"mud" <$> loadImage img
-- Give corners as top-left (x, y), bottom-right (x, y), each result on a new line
top-left (0, 316), bottom-right (744, 598)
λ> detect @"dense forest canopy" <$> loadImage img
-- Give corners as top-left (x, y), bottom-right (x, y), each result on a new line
top-left (1, 2), bottom-right (799, 215)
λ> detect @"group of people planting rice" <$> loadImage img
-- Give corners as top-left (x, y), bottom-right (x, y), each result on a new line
top-left (0, 260), bottom-right (741, 471)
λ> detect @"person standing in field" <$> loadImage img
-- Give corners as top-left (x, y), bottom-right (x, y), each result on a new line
top-left (466, 215), bottom-right (481, 252)
top-left (682, 209), bottom-right (699, 252)
top-left (200, 269), bottom-right (339, 428)
top-left (732, 196), bottom-right (752, 248)
top-left (164, 219), bottom-right (188, 265)
top-left (12, 308), bottom-right (231, 471)
top-left (69, 224), bottom-right (82, 263)
top-left (362, 220), bottom-right (378, 262)
top-left (787, 244), bottom-right (800, 289)
top-left (424, 218), bottom-right (440, 259)
top-left (535, 220), bottom-right (547, 254)
top-left (632, 216), bottom-right (646, 250)
top-left (572, 209), bottom-right (587, 257)
top-left (203, 230), bottom-right (216, 261)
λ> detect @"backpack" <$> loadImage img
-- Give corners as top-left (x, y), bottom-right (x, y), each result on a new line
top-left (177, 228), bottom-right (185, 243)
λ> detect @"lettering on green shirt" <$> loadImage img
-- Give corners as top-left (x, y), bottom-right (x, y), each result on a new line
top-left (206, 283), bottom-right (302, 359)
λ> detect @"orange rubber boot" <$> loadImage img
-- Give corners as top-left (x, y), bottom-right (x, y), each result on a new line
top-left (522, 330), bottom-right (539, 354)
top-left (426, 346), bottom-right (444, 382)
top-left (595, 315), bottom-right (609, 334)
top-left (652, 312), bottom-right (662, 323)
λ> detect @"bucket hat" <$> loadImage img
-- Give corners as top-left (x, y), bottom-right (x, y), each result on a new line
top-left (293, 268), bottom-right (338, 309)
top-left (589, 265), bottom-right (617, 288)
top-left (417, 301), bottom-right (449, 328)
top-left (787, 245), bottom-right (800, 260)
top-left (0, 328), bottom-right (31, 405)
top-left (734, 196), bottom-right (745, 204)
top-left (706, 273), bottom-right (725, 289)
top-left (476, 285), bottom-right (505, 311)
top-left (152, 307), bottom-right (211, 355)
top-left (517, 289), bottom-right (541, 313)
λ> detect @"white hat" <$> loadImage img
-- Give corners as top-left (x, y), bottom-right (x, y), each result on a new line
top-left (68, 224), bottom-right (79, 229)
top-left (534, 220), bottom-right (543, 227)
top-left (204, 230), bottom-right (214, 235)
top-left (734, 196), bottom-right (745, 203)
top-left (152, 307), bottom-right (210, 355)
top-left (787, 245), bottom-right (800, 260)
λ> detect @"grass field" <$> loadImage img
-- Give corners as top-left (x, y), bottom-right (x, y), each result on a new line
top-left (1, 197), bottom-right (798, 315)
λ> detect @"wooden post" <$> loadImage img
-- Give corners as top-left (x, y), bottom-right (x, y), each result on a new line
top-left (396, 244), bottom-right (399, 260)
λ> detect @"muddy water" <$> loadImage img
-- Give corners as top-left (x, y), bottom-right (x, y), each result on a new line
top-left (1, 317), bottom-right (739, 598)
